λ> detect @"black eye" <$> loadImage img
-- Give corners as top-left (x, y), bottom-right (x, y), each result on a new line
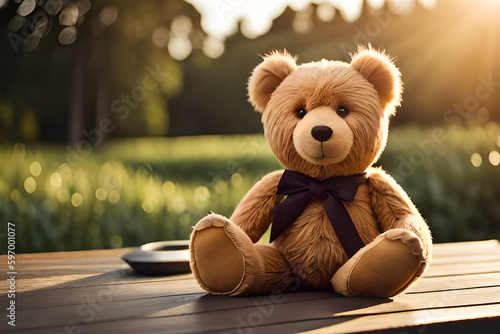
top-left (337, 106), bottom-right (349, 118)
top-left (297, 109), bottom-right (307, 119)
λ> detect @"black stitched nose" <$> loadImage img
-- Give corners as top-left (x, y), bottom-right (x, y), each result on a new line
top-left (311, 126), bottom-right (333, 142)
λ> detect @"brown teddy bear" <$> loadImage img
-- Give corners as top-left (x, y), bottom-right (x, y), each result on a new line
top-left (189, 46), bottom-right (432, 298)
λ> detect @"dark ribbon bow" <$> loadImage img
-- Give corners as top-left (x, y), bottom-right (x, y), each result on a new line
top-left (271, 170), bottom-right (368, 258)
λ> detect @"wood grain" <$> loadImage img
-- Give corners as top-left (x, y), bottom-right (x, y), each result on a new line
top-left (2, 240), bottom-right (499, 334)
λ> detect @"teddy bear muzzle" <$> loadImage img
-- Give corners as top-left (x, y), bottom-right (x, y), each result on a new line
top-left (293, 107), bottom-right (354, 165)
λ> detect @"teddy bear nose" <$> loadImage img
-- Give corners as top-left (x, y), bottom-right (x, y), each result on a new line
top-left (311, 126), bottom-right (333, 142)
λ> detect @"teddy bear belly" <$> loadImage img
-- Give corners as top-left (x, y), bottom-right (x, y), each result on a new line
top-left (274, 197), bottom-right (380, 290)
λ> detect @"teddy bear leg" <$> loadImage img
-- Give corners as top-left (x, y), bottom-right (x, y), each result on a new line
top-left (331, 228), bottom-right (426, 298)
top-left (190, 213), bottom-right (293, 296)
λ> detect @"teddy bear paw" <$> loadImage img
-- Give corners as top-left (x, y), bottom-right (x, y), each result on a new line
top-left (332, 230), bottom-right (424, 298)
top-left (193, 212), bottom-right (229, 231)
top-left (384, 228), bottom-right (424, 258)
top-left (189, 213), bottom-right (266, 296)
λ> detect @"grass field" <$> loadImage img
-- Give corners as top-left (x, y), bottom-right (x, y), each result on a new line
top-left (1, 123), bottom-right (499, 253)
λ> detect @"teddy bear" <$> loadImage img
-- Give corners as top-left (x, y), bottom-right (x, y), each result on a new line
top-left (189, 46), bottom-right (432, 298)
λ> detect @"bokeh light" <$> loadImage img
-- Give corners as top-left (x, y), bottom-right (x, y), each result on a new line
top-left (170, 15), bottom-right (192, 36)
top-left (168, 36), bottom-right (192, 61)
top-left (110, 235), bottom-right (123, 248)
top-left (95, 188), bottom-right (108, 201)
top-left (7, 15), bottom-right (25, 32)
top-left (471, 153), bottom-right (482, 167)
top-left (316, 3), bottom-right (336, 22)
top-left (142, 200), bottom-right (154, 213)
top-left (50, 172), bottom-right (62, 188)
top-left (489, 151), bottom-right (500, 166)
top-left (30, 161), bottom-right (42, 176)
top-left (108, 189), bottom-right (120, 204)
top-left (162, 181), bottom-right (176, 197)
top-left (71, 193), bottom-right (84, 207)
top-left (58, 26), bottom-right (77, 45)
top-left (152, 26), bottom-right (169, 48)
top-left (292, 6), bottom-right (314, 34)
top-left (59, 6), bottom-right (78, 26)
top-left (99, 6), bottom-right (117, 26)
top-left (24, 176), bottom-right (37, 193)
top-left (44, 0), bottom-right (63, 16)
top-left (230, 173), bottom-right (243, 187)
top-left (17, 0), bottom-right (36, 17)
top-left (202, 36), bottom-right (225, 59)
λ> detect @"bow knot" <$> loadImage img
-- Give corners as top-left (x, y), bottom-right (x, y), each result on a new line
top-left (271, 170), bottom-right (368, 258)
top-left (309, 181), bottom-right (327, 200)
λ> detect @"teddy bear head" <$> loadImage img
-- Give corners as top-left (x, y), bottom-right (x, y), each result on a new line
top-left (248, 47), bottom-right (403, 179)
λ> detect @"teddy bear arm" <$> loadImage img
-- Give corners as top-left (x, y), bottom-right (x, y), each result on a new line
top-left (367, 167), bottom-right (432, 263)
top-left (230, 170), bottom-right (285, 243)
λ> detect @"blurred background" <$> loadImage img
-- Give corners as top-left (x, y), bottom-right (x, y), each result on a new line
top-left (0, 0), bottom-right (499, 253)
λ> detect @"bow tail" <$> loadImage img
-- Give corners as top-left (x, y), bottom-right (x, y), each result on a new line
top-left (323, 197), bottom-right (365, 258)
top-left (271, 193), bottom-right (310, 242)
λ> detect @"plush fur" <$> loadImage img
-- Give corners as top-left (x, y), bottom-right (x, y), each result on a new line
top-left (189, 47), bottom-right (432, 297)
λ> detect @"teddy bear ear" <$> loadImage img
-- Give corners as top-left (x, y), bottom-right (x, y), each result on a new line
top-left (350, 46), bottom-right (403, 112)
top-left (248, 50), bottom-right (297, 113)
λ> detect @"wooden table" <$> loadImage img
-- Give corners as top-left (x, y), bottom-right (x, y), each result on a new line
top-left (2, 240), bottom-right (500, 333)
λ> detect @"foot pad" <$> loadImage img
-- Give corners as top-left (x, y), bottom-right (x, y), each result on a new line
top-left (191, 215), bottom-right (245, 294)
top-left (348, 237), bottom-right (421, 297)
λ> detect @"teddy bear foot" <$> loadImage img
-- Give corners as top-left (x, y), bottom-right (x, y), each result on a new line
top-left (331, 229), bottom-right (425, 298)
top-left (189, 213), bottom-right (267, 296)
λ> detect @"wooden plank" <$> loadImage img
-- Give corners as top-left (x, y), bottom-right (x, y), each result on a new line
top-left (14, 267), bottom-right (500, 312)
top-left (252, 304), bottom-right (500, 334)
top-left (11, 272), bottom-right (500, 330)
top-left (5, 248), bottom-right (135, 263)
top-left (4, 240), bottom-right (500, 334)
top-left (13, 293), bottom-right (205, 331)
top-left (423, 260), bottom-right (500, 277)
top-left (431, 240), bottom-right (499, 256)
top-left (300, 303), bottom-right (500, 334)
top-left (15, 272), bottom-right (193, 294)
top-left (16, 278), bottom-right (205, 310)
top-left (15, 291), bottom-right (500, 334)
top-left (14, 292), bottom-right (334, 331)
top-left (430, 252), bottom-right (500, 265)
top-left (406, 272), bottom-right (500, 293)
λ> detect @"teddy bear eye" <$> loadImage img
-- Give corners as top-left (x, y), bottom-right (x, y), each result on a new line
top-left (337, 106), bottom-right (349, 118)
top-left (297, 109), bottom-right (307, 119)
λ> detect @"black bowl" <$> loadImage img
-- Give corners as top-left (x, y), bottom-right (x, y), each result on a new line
top-left (121, 240), bottom-right (191, 275)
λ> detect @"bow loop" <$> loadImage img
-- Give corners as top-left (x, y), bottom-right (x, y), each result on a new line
top-left (271, 170), bottom-right (368, 258)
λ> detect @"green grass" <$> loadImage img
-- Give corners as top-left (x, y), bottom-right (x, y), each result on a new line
top-left (1, 124), bottom-right (499, 253)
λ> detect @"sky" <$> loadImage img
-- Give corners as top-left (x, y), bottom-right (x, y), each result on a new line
top-left (185, 0), bottom-right (436, 40)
